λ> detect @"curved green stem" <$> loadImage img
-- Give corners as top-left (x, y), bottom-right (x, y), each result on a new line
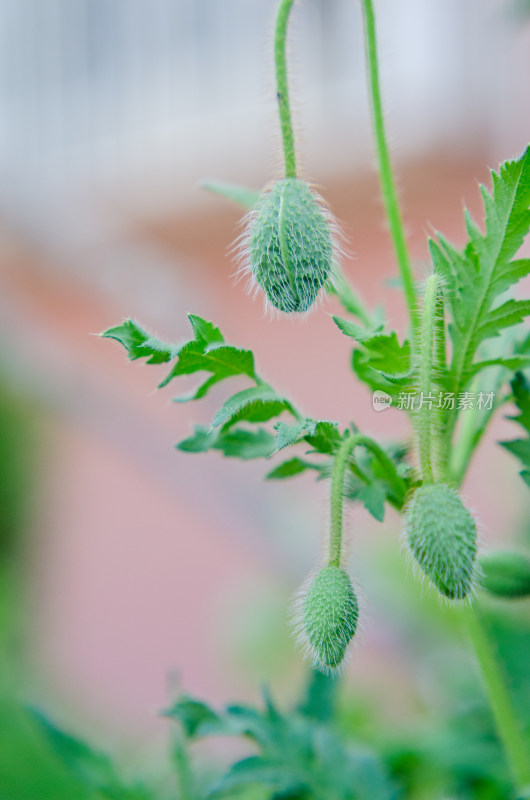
top-left (275, 0), bottom-right (297, 178)
top-left (416, 275), bottom-right (440, 484)
top-left (359, 0), bottom-right (418, 337)
top-left (329, 433), bottom-right (404, 566)
top-left (463, 604), bottom-right (530, 790)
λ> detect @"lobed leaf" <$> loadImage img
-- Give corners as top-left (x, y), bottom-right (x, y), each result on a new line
top-left (431, 146), bottom-right (530, 390)
top-left (211, 385), bottom-right (293, 428)
top-left (500, 372), bottom-right (530, 485)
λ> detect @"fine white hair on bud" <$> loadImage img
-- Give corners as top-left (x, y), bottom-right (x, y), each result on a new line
top-left (293, 565), bottom-right (360, 674)
top-left (242, 178), bottom-right (335, 313)
top-left (404, 483), bottom-right (478, 601)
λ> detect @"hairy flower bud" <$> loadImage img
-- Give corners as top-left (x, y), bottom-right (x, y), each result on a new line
top-left (405, 483), bottom-right (478, 600)
top-left (247, 178), bottom-right (334, 313)
top-left (301, 566), bottom-right (359, 672)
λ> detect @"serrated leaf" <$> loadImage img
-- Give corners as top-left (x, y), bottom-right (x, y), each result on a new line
top-left (500, 372), bottom-right (530, 485)
top-left (212, 386), bottom-right (292, 428)
top-left (332, 315), bottom-right (383, 341)
top-left (160, 343), bottom-right (256, 388)
top-left (431, 146), bottom-right (530, 390)
top-left (102, 320), bottom-right (176, 364)
top-left (336, 317), bottom-right (414, 394)
top-left (201, 180), bottom-right (260, 210)
top-left (274, 420), bottom-right (309, 451)
top-left (357, 482), bottom-right (387, 522)
top-left (265, 457), bottom-right (318, 479)
top-left (304, 421), bottom-right (342, 454)
top-left (187, 314), bottom-right (224, 346)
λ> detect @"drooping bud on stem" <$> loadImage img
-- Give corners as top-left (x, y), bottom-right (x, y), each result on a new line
top-left (302, 566), bottom-right (359, 672)
top-left (247, 178), bottom-right (334, 313)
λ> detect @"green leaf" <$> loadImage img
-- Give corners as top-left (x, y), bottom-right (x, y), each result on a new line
top-left (265, 457), bottom-right (318, 480)
top-left (304, 420), bottom-right (342, 455)
top-left (333, 316), bottom-right (412, 381)
top-left (201, 180), bottom-right (260, 210)
top-left (480, 551), bottom-right (530, 598)
top-left (332, 316), bottom-right (383, 341)
top-left (177, 425), bottom-right (276, 460)
top-left (431, 146), bottom-right (530, 390)
top-left (500, 372), bottom-right (530, 483)
top-left (160, 342), bottom-right (256, 388)
top-left (357, 482), bottom-right (387, 522)
top-left (208, 756), bottom-right (304, 796)
top-left (163, 696), bottom-right (221, 739)
top-left (212, 386), bottom-right (292, 428)
top-left (187, 314), bottom-right (224, 346)
top-left (214, 428), bottom-right (276, 459)
top-left (30, 711), bottom-right (148, 800)
top-left (274, 420), bottom-right (309, 451)
top-left (177, 426), bottom-right (217, 453)
top-left (101, 320), bottom-right (176, 364)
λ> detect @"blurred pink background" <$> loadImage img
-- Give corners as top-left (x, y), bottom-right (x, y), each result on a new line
top-left (0, 0), bottom-right (529, 749)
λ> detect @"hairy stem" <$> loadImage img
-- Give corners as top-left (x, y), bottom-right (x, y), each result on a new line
top-left (463, 605), bottom-right (530, 789)
top-left (416, 275), bottom-right (440, 484)
top-left (359, 0), bottom-right (418, 337)
top-left (329, 433), bottom-right (404, 566)
top-left (275, 0), bottom-right (297, 178)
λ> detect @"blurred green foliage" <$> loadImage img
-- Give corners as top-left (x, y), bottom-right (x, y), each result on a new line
top-left (0, 375), bottom-right (528, 798)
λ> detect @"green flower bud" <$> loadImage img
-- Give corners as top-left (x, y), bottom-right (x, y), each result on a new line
top-left (405, 483), bottom-right (478, 600)
top-left (301, 566), bottom-right (359, 672)
top-left (480, 551), bottom-right (530, 599)
top-left (247, 178), bottom-right (334, 313)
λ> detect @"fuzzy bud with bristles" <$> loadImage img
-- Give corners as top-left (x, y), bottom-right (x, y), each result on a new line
top-left (405, 483), bottom-right (478, 600)
top-left (301, 566), bottom-right (359, 672)
top-left (247, 178), bottom-right (334, 313)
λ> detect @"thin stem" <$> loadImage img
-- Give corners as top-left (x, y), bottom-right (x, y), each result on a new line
top-left (416, 275), bottom-right (440, 484)
top-left (463, 604), bottom-right (530, 789)
top-left (329, 433), bottom-right (405, 566)
top-left (360, 0), bottom-right (418, 337)
top-left (275, 0), bottom-right (297, 178)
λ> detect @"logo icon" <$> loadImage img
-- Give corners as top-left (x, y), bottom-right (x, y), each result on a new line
top-left (372, 390), bottom-right (392, 412)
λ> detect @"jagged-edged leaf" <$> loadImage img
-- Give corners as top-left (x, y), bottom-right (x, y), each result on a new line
top-left (274, 420), bottom-right (310, 451)
top-left (304, 420), bottom-right (342, 454)
top-left (101, 320), bottom-right (176, 364)
top-left (177, 425), bottom-right (276, 460)
top-left (332, 315), bottom-right (384, 341)
top-left (431, 146), bottom-right (530, 389)
top-left (212, 386), bottom-right (293, 428)
top-left (335, 316), bottom-right (414, 392)
top-left (500, 372), bottom-right (530, 484)
top-left (30, 711), bottom-right (148, 800)
top-left (187, 314), bottom-right (224, 346)
top-left (265, 457), bottom-right (320, 480)
top-left (357, 483), bottom-right (387, 522)
top-left (201, 180), bottom-right (260, 210)
top-left (160, 342), bottom-right (256, 388)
